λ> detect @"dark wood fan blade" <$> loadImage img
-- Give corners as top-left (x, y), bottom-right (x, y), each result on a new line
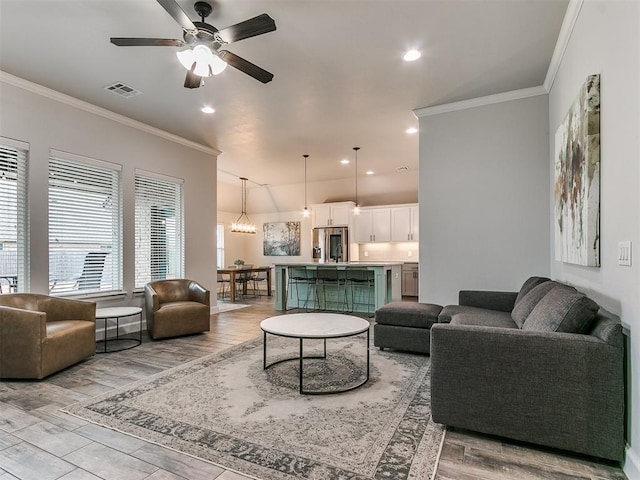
top-left (184, 68), bottom-right (203, 89)
top-left (110, 38), bottom-right (185, 47)
top-left (157, 0), bottom-right (197, 31)
top-left (217, 14), bottom-right (276, 44)
top-left (220, 50), bottom-right (273, 83)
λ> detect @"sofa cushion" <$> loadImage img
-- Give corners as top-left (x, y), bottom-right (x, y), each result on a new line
top-left (514, 276), bottom-right (551, 306)
top-left (450, 311), bottom-right (517, 329)
top-left (522, 287), bottom-right (599, 333)
top-left (511, 281), bottom-right (571, 328)
top-left (375, 302), bottom-right (442, 329)
top-left (439, 305), bottom-right (506, 324)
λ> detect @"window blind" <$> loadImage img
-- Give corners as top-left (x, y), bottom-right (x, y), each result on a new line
top-left (134, 171), bottom-right (184, 288)
top-left (48, 151), bottom-right (122, 295)
top-left (0, 138), bottom-right (29, 293)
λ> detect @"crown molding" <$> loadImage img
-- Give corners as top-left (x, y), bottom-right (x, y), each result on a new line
top-left (413, 0), bottom-right (583, 119)
top-left (413, 85), bottom-right (547, 118)
top-left (0, 71), bottom-right (221, 156)
top-left (543, 0), bottom-right (584, 92)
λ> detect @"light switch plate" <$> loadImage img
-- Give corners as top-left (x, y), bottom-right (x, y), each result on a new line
top-left (618, 241), bottom-right (632, 266)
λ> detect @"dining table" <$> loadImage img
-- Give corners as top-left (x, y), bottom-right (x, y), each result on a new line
top-left (217, 266), bottom-right (272, 303)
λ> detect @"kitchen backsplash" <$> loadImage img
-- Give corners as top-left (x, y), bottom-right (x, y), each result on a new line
top-left (357, 242), bottom-right (419, 261)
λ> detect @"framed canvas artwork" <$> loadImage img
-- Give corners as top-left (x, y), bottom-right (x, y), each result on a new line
top-left (554, 74), bottom-right (601, 266)
top-left (263, 221), bottom-right (301, 256)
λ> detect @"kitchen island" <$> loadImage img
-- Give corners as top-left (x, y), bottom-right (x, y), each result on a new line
top-left (274, 262), bottom-right (402, 312)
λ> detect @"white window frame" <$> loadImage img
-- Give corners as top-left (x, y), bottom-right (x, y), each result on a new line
top-left (134, 170), bottom-right (184, 288)
top-left (0, 137), bottom-right (29, 293)
top-left (216, 223), bottom-right (224, 269)
top-left (48, 149), bottom-right (123, 296)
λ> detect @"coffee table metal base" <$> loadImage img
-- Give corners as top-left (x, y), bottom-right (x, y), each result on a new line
top-left (96, 307), bottom-right (143, 354)
top-left (263, 329), bottom-right (370, 395)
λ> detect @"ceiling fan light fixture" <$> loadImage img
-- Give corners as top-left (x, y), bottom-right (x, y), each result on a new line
top-left (176, 45), bottom-right (227, 77)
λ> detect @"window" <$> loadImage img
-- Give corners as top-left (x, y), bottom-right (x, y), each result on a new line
top-left (134, 171), bottom-right (184, 288)
top-left (48, 150), bottom-right (122, 295)
top-left (216, 223), bottom-right (224, 268)
top-left (0, 138), bottom-right (29, 293)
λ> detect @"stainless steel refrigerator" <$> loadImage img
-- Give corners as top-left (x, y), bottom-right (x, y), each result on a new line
top-left (312, 227), bottom-right (349, 263)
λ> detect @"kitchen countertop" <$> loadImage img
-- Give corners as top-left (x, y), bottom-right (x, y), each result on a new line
top-left (273, 262), bottom-right (404, 267)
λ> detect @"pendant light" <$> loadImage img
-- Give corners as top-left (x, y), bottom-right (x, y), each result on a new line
top-left (353, 147), bottom-right (361, 215)
top-left (231, 177), bottom-right (256, 234)
top-left (302, 154), bottom-right (310, 218)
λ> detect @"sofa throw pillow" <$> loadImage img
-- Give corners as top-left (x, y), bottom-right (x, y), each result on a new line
top-left (511, 281), bottom-right (557, 328)
top-left (514, 276), bottom-right (551, 306)
top-left (522, 287), bottom-right (599, 334)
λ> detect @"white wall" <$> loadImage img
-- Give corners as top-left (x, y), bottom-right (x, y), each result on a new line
top-left (0, 80), bottom-right (218, 308)
top-left (417, 94), bottom-right (551, 305)
top-left (548, 1), bottom-right (639, 477)
top-left (357, 242), bottom-right (419, 262)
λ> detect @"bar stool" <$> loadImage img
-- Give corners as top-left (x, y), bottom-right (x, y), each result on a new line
top-left (286, 266), bottom-right (317, 311)
top-left (345, 267), bottom-right (375, 316)
top-left (316, 267), bottom-right (348, 312)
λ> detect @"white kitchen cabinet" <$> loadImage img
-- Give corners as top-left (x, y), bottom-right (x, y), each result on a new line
top-left (311, 202), bottom-right (354, 228)
top-left (391, 205), bottom-right (419, 242)
top-left (355, 208), bottom-right (391, 243)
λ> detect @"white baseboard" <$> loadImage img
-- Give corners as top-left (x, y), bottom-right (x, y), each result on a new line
top-left (625, 445), bottom-right (640, 480)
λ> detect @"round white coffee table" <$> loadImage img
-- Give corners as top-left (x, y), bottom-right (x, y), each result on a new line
top-left (96, 306), bottom-right (143, 353)
top-left (260, 313), bottom-right (370, 395)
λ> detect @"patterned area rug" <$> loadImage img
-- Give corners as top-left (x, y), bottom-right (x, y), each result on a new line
top-left (215, 301), bottom-right (251, 313)
top-left (63, 335), bottom-right (444, 480)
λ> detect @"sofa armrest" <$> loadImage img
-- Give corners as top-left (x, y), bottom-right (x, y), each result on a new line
top-left (0, 306), bottom-right (46, 378)
top-left (458, 290), bottom-right (517, 312)
top-left (430, 323), bottom-right (624, 460)
top-left (189, 281), bottom-right (210, 306)
top-left (37, 297), bottom-right (96, 323)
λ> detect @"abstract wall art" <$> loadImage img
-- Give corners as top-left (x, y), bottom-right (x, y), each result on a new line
top-left (554, 74), bottom-right (601, 267)
top-left (263, 221), bottom-right (301, 256)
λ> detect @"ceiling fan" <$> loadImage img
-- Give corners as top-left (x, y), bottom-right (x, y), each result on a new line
top-left (110, 0), bottom-right (276, 89)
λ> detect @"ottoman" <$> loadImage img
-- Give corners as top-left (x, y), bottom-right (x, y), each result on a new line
top-left (374, 302), bottom-right (443, 354)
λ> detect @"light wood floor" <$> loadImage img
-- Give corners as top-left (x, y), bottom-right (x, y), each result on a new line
top-left (0, 296), bottom-right (627, 480)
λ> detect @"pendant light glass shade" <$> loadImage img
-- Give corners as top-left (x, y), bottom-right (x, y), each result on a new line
top-left (302, 154), bottom-right (310, 218)
top-left (353, 147), bottom-right (360, 215)
top-left (176, 45), bottom-right (228, 77)
top-left (231, 177), bottom-right (256, 234)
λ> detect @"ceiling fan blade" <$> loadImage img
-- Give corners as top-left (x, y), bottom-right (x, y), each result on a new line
top-left (110, 38), bottom-right (185, 47)
top-left (220, 50), bottom-right (274, 83)
top-left (217, 14), bottom-right (276, 44)
top-left (156, 0), bottom-right (197, 32)
top-left (184, 69), bottom-right (203, 89)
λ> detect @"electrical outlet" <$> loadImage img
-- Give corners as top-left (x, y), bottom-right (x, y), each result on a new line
top-left (618, 241), bottom-right (632, 266)
top-left (364, 251), bottom-right (369, 257)
top-left (408, 251), bottom-right (412, 257)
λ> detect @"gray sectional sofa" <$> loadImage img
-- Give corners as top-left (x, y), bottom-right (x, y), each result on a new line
top-left (376, 277), bottom-right (625, 461)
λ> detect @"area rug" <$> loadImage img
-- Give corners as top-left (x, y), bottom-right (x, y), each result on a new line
top-left (63, 335), bottom-right (444, 480)
top-left (215, 301), bottom-right (251, 313)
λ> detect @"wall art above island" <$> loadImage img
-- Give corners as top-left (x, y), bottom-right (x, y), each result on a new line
top-left (263, 221), bottom-right (301, 256)
top-left (554, 74), bottom-right (600, 267)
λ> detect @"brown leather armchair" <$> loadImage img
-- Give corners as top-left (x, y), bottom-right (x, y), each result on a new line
top-left (144, 279), bottom-right (210, 340)
top-left (0, 294), bottom-right (96, 379)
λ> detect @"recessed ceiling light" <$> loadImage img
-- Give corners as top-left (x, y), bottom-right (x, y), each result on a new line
top-left (406, 127), bottom-right (418, 134)
top-left (201, 106), bottom-right (215, 114)
top-left (403, 49), bottom-right (421, 62)
top-left (340, 159), bottom-right (350, 165)
top-left (366, 170), bottom-right (374, 175)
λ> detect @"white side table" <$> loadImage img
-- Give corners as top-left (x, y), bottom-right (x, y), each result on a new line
top-left (96, 306), bottom-right (143, 353)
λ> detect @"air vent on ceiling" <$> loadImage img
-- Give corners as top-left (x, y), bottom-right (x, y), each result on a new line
top-left (104, 82), bottom-right (142, 98)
